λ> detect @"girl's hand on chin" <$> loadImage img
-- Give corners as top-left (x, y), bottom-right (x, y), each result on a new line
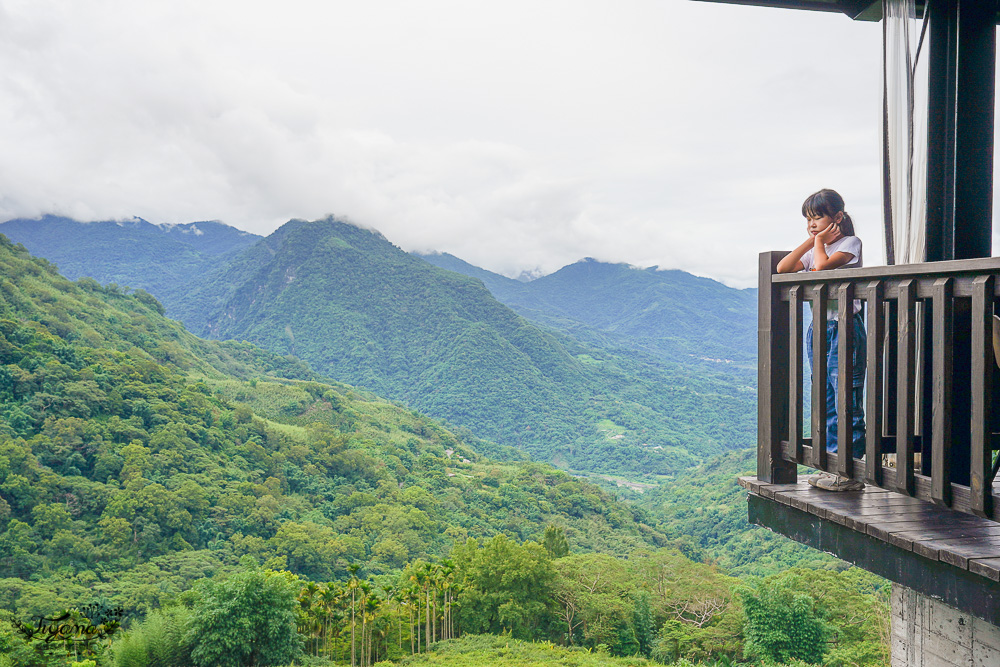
top-left (816, 223), bottom-right (841, 244)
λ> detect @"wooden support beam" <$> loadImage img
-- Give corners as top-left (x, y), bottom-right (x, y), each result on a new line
top-left (811, 284), bottom-right (829, 470)
top-left (926, 0), bottom-right (996, 262)
top-left (971, 275), bottom-right (995, 517)
top-left (866, 282), bottom-right (885, 486)
top-left (931, 277), bottom-right (954, 506)
top-left (759, 252), bottom-right (796, 483)
top-left (897, 280), bottom-right (917, 496)
top-left (789, 285), bottom-right (804, 464)
top-left (837, 283), bottom-right (856, 478)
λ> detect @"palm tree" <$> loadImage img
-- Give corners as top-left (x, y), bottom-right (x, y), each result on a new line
top-left (347, 563), bottom-right (361, 667)
top-left (383, 584), bottom-right (402, 652)
top-left (405, 584), bottom-right (420, 654)
top-left (297, 581), bottom-right (320, 656)
top-left (357, 580), bottom-right (374, 666)
top-left (409, 564), bottom-right (427, 653)
top-left (438, 559), bottom-right (456, 641)
top-left (363, 593), bottom-right (380, 666)
top-left (320, 583), bottom-right (341, 659)
top-left (374, 619), bottom-right (389, 667)
top-left (417, 563), bottom-right (432, 648)
top-left (432, 563), bottom-right (444, 644)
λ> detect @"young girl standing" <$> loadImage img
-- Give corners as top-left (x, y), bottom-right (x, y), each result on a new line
top-left (777, 188), bottom-right (866, 491)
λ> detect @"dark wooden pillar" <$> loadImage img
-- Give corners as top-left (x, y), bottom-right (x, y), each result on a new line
top-left (925, 0), bottom-right (996, 262)
top-left (924, 0), bottom-right (995, 487)
top-left (759, 252), bottom-right (796, 484)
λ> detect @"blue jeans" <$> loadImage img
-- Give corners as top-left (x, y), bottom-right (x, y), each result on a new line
top-left (806, 312), bottom-right (866, 460)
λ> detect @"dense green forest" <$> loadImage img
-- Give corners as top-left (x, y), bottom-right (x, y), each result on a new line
top-left (0, 235), bottom-right (659, 657)
top-left (0, 230), bottom-right (890, 666)
top-left (627, 451), bottom-right (837, 577)
top-left (4, 543), bottom-right (889, 667)
top-left (176, 218), bottom-right (756, 475)
top-left (0, 217), bottom-right (756, 476)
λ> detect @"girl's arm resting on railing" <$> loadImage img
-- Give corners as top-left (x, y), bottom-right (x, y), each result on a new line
top-left (776, 238), bottom-right (813, 273)
top-left (811, 249), bottom-right (856, 271)
top-left (777, 226), bottom-right (857, 273)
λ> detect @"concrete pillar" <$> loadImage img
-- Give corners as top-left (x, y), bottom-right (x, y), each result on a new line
top-left (892, 584), bottom-right (1000, 666)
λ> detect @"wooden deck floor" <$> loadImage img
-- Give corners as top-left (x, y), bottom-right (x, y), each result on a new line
top-left (738, 476), bottom-right (1000, 581)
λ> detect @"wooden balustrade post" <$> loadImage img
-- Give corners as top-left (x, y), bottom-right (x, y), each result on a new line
top-left (897, 280), bottom-right (917, 496)
top-left (971, 275), bottom-right (995, 517)
top-left (811, 284), bottom-right (829, 471)
top-left (788, 285), bottom-right (804, 464)
top-left (837, 283), bottom-right (856, 478)
top-left (865, 282), bottom-right (885, 486)
top-left (931, 278), bottom-right (954, 506)
top-left (759, 252), bottom-right (796, 483)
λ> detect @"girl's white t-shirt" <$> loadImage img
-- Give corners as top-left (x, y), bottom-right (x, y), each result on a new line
top-left (800, 235), bottom-right (862, 271)
top-left (800, 235), bottom-right (863, 315)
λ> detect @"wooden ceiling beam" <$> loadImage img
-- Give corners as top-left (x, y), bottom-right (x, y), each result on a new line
top-left (691, 0), bottom-right (878, 19)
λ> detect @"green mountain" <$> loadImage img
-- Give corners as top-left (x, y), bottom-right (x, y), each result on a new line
top-left (0, 215), bottom-right (756, 474)
top-left (0, 215), bottom-right (261, 316)
top-left (416, 252), bottom-right (757, 368)
top-left (168, 217), bottom-right (754, 474)
top-left (0, 233), bottom-right (891, 667)
top-left (0, 232), bottom-right (673, 621)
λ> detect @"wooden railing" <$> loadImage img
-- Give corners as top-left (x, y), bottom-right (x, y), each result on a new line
top-left (758, 252), bottom-right (1000, 519)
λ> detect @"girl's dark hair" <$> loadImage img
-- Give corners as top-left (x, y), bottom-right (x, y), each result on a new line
top-left (802, 188), bottom-right (855, 236)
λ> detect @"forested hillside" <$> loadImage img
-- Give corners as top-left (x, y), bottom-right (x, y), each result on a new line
top-left (0, 233), bottom-right (890, 667)
top-left (0, 216), bottom-right (758, 475)
top-left (0, 216), bottom-right (759, 476)
top-left (0, 215), bottom-right (261, 316)
top-left (634, 450), bottom-right (837, 577)
top-left (416, 252), bottom-right (757, 369)
top-left (165, 217), bottom-right (755, 474)
top-left (0, 233), bottom-right (668, 616)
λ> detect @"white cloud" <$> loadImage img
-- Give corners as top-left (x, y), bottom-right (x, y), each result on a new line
top-left (0, 0), bottom-right (891, 287)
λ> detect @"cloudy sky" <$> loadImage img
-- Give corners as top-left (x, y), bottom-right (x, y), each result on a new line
top-left (0, 1), bottom-right (896, 287)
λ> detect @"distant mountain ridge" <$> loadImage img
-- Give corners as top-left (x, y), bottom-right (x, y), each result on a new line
top-left (0, 214), bottom-right (756, 474)
top-left (172, 217), bottom-right (756, 473)
top-left (0, 215), bottom-right (261, 315)
top-left (416, 252), bottom-right (757, 367)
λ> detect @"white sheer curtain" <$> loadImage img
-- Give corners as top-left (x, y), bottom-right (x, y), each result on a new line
top-left (883, 0), bottom-right (928, 264)
top-left (883, 1), bottom-right (932, 435)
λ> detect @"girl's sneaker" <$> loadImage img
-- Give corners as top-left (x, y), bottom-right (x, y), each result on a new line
top-left (807, 472), bottom-right (865, 492)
